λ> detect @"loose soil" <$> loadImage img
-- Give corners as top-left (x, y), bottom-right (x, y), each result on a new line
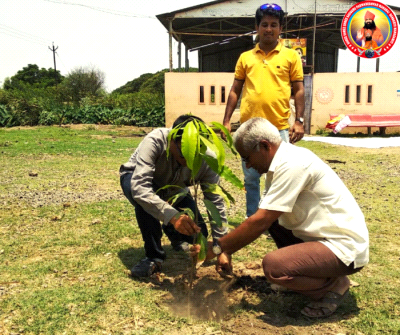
top-left (137, 255), bottom-right (353, 335)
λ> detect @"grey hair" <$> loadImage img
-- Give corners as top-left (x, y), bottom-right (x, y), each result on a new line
top-left (233, 117), bottom-right (282, 151)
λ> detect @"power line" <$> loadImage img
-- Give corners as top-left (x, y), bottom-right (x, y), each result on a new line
top-left (43, 0), bottom-right (156, 19)
top-left (55, 52), bottom-right (68, 73)
top-left (0, 24), bottom-right (48, 45)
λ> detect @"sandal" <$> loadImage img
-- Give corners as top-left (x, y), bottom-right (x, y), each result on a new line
top-left (301, 289), bottom-right (349, 318)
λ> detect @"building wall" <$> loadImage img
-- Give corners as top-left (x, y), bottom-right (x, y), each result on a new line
top-left (165, 72), bottom-right (240, 127)
top-left (165, 71), bottom-right (400, 134)
top-left (311, 72), bottom-right (400, 134)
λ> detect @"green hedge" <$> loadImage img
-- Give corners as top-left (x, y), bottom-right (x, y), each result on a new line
top-left (0, 89), bottom-right (165, 127)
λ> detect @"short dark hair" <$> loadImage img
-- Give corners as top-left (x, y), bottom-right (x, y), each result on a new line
top-left (172, 114), bottom-right (204, 138)
top-left (255, 5), bottom-right (285, 26)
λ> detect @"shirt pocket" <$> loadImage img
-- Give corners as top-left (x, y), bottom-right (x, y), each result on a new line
top-left (274, 63), bottom-right (290, 81)
top-left (283, 203), bottom-right (308, 228)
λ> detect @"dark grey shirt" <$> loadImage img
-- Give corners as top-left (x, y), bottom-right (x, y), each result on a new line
top-left (120, 128), bottom-right (228, 240)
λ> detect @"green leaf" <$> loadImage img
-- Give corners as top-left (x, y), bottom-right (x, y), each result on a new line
top-left (179, 207), bottom-right (195, 221)
top-left (156, 184), bottom-right (184, 193)
top-left (202, 154), bottom-right (221, 174)
top-left (199, 136), bottom-right (222, 172)
top-left (182, 121), bottom-right (198, 171)
top-left (197, 120), bottom-right (212, 138)
top-left (211, 121), bottom-right (238, 155)
top-left (218, 183), bottom-right (236, 204)
top-left (221, 166), bottom-right (244, 189)
top-left (209, 126), bottom-right (225, 167)
top-left (196, 232), bottom-right (207, 261)
top-left (192, 154), bottom-right (203, 177)
top-left (203, 184), bottom-right (230, 208)
top-left (167, 190), bottom-right (189, 206)
top-left (156, 184), bottom-right (188, 206)
top-left (205, 183), bottom-right (236, 205)
top-left (203, 199), bottom-right (223, 227)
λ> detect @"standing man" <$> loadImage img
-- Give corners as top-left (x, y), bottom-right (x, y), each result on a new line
top-left (222, 3), bottom-right (305, 218)
top-left (194, 118), bottom-right (369, 318)
top-left (120, 115), bottom-right (230, 277)
top-left (356, 10), bottom-right (384, 47)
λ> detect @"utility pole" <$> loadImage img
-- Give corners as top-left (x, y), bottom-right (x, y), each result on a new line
top-left (48, 42), bottom-right (58, 72)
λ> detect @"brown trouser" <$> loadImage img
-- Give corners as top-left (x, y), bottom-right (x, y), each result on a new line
top-left (264, 221), bottom-right (362, 300)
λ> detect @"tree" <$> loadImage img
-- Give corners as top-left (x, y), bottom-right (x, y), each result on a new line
top-left (112, 67), bottom-right (199, 95)
top-left (3, 64), bottom-right (63, 90)
top-left (112, 73), bottom-right (153, 95)
top-left (61, 65), bottom-right (105, 105)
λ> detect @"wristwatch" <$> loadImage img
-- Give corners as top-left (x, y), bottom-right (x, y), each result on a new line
top-left (295, 117), bottom-right (304, 124)
top-left (212, 241), bottom-right (222, 256)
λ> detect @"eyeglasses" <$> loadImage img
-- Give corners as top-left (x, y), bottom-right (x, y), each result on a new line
top-left (241, 143), bottom-right (259, 164)
top-left (260, 3), bottom-right (282, 11)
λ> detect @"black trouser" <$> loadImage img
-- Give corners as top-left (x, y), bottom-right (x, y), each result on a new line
top-left (268, 220), bottom-right (303, 249)
top-left (120, 173), bottom-right (208, 261)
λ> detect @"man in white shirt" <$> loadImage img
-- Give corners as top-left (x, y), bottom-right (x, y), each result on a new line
top-left (198, 117), bottom-right (369, 318)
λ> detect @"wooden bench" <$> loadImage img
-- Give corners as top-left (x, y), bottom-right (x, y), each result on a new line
top-left (329, 114), bottom-right (400, 135)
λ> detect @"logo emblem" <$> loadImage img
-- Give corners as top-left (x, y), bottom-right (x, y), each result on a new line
top-left (341, 1), bottom-right (398, 59)
top-left (315, 87), bottom-right (334, 104)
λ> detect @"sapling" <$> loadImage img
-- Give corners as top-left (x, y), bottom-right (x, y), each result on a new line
top-left (160, 116), bottom-right (243, 286)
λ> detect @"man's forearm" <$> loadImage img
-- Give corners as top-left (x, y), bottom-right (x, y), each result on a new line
top-left (223, 79), bottom-right (244, 125)
top-left (293, 83), bottom-right (305, 119)
top-left (223, 93), bottom-right (238, 125)
top-left (218, 209), bottom-right (281, 255)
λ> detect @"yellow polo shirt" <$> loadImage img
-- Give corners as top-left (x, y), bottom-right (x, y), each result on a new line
top-left (235, 43), bottom-right (303, 130)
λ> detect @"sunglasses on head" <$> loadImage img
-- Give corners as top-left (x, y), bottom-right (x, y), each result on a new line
top-left (260, 3), bottom-right (282, 11)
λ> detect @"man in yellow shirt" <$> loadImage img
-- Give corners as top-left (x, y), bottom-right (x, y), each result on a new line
top-left (222, 3), bottom-right (305, 217)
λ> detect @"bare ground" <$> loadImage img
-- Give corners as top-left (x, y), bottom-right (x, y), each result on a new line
top-left (132, 254), bottom-right (357, 335)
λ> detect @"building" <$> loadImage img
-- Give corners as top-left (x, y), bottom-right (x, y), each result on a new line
top-left (157, 0), bottom-right (400, 134)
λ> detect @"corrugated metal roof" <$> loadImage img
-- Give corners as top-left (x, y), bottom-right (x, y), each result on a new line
top-left (156, 0), bottom-right (399, 51)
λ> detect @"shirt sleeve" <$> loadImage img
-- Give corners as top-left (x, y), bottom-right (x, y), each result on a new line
top-left (290, 51), bottom-right (304, 82)
top-left (130, 134), bottom-right (179, 225)
top-left (234, 54), bottom-right (246, 80)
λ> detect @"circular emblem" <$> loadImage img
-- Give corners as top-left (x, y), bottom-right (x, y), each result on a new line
top-left (315, 87), bottom-right (334, 104)
top-left (341, 1), bottom-right (398, 59)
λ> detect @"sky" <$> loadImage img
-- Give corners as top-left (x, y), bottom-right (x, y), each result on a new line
top-left (1, 0), bottom-right (399, 92)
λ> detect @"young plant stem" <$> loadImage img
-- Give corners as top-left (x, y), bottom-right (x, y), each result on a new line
top-left (189, 181), bottom-right (200, 290)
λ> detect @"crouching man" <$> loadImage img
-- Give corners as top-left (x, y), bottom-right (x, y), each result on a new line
top-left (120, 115), bottom-right (230, 277)
top-left (193, 117), bottom-right (369, 318)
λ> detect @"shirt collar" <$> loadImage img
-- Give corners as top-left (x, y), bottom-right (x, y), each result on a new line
top-left (268, 141), bottom-right (287, 173)
top-left (255, 41), bottom-right (282, 56)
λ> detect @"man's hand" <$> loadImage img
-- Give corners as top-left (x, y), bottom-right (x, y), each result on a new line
top-left (290, 122), bottom-right (304, 143)
top-left (216, 252), bottom-right (232, 277)
top-left (189, 242), bottom-right (233, 277)
top-left (189, 242), bottom-right (214, 261)
top-left (221, 122), bottom-right (231, 141)
top-left (170, 214), bottom-right (200, 236)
